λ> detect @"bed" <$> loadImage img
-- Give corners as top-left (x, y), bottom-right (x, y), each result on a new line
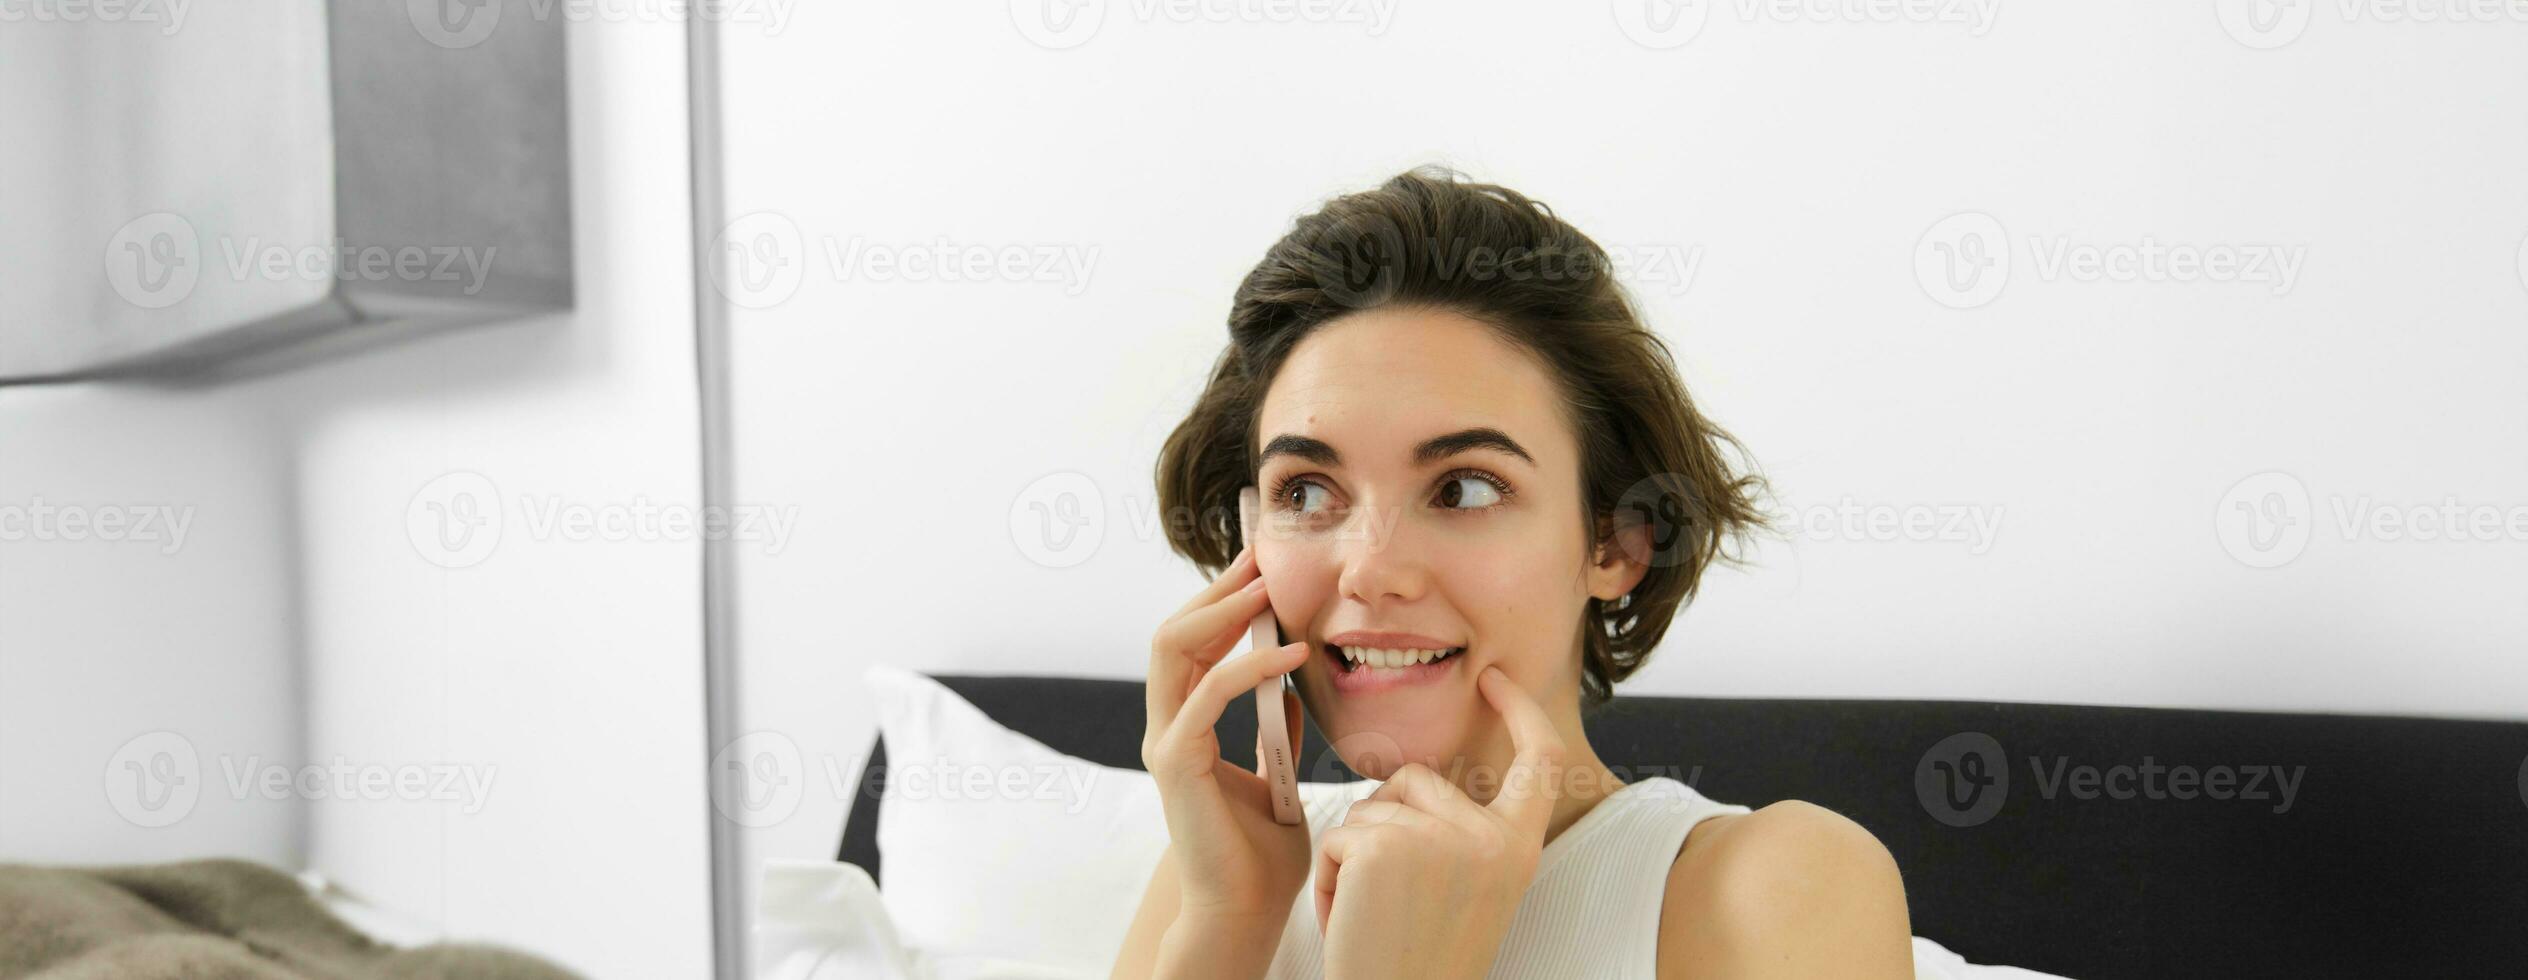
top-left (833, 671), bottom-right (2528, 978)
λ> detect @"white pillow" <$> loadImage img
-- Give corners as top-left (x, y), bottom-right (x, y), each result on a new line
top-left (865, 664), bottom-right (1358, 979)
top-left (755, 858), bottom-right (1088, 980)
top-left (1910, 936), bottom-right (2075, 980)
top-left (859, 665), bottom-right (2072, 980)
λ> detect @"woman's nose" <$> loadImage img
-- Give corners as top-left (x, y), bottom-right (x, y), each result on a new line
top-left (1334, 501), bottom-right (1428, 605)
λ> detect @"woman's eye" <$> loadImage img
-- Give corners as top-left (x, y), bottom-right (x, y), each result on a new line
top-left (1436, 474), bottom-right (1504, 510)
top-left (1287, 480), bottom-right (1333, 514)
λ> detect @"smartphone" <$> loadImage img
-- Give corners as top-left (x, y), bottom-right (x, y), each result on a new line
top-left (1239, 486), bottom-right (1304, 826)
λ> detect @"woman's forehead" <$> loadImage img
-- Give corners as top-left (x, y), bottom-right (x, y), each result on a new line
top-left (1257, 308), bottom-right (1567, 463)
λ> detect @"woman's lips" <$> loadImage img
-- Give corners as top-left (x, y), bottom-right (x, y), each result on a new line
top-left (1324, 643), bottom-right (1465, 696)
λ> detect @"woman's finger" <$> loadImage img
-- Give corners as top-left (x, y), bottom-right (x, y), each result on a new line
top-left (1156, 640), bottom-right (1308, 776)
top-left (1364, 762), bottom-right (1489, 833)
top-left (1145, 572), bottom-right (1272, 736)
top-left (1341, 797), bottom-right (1435, 829)
top-left (1311, 822), bottom-right (1373, 936)
top-left (1477, 665), bottom-right (1566, 842)
top-left (1144, 544), bottom-right (1254, 731)
top-left (1166, 543), bottom-right (1256, 620)
top-left (1150, 574), bottom-right (1272, 674)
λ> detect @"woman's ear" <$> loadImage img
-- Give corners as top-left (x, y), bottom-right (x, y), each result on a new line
top-left (1587, 517), bottom-right (1653, 602)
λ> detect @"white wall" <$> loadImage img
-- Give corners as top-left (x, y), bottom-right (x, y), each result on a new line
top-left (1, 13), bottom-right (714, 980)
top-left (714, 2), bottom-right (2528, 877)
top-left (0, 387), bottom-right (303, 867)
top-left (1, 5), bottom-right (319, 871)
top-left (243, 15), bottom-right (716, 974)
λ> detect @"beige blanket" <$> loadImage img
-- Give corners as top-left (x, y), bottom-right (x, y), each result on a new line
top-left (0, 859), bottom-right (582, 979)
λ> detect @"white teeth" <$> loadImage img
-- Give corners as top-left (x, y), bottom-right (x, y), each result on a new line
top-left (1337, 646), bottom-right (1458, 670)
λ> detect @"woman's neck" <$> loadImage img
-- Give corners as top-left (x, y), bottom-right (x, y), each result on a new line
top-left (1453, 738), bottom-right (1628, 849)
top-left (1541, 745), bottom-right (1627, 848)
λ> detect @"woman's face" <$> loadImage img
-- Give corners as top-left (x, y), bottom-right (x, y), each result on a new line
top-left (1253, 305), bottom-right (1642, 781)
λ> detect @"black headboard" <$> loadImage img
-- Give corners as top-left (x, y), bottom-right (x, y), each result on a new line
top-left (839, 673), bottom-right (2528, 978)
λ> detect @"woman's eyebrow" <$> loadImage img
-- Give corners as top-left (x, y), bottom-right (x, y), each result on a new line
top-left (1414, 427), bottom-right (1537, 467)
top-left (1257, 427), bottom-right (1536, 469)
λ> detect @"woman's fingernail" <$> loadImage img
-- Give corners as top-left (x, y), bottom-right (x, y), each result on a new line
top-left (1241, 575), bottom-right (1268, 594)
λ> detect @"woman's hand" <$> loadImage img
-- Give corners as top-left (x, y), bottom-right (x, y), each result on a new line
top-left (1143, 544), bottom-right (1314, 928)
top-left (1312, 666), bottom-right (1566, 980)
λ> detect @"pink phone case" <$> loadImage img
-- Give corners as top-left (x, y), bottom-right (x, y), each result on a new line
top-left (1240, 487), bottom-right (1304, 826)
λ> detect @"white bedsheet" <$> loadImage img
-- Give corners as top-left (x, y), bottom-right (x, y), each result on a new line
top-left (294, 869), bottom-right (443, 948)
top-left (755, 859), bottom-right (2073, 980)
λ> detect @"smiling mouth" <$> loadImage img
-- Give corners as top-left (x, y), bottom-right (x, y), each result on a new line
top-left (1324, 643), bottom-right (1466, 673)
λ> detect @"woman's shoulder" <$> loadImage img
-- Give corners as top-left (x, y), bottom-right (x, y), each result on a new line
top-left (1654, 799), bottom-right (1914, 978)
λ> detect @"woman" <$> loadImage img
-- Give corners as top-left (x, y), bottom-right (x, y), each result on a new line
top-left (1113, 167), bottom-right (1914, 978)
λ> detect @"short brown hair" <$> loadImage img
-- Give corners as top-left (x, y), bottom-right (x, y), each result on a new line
top-left (1153, 165), bottom-right (1766, 710)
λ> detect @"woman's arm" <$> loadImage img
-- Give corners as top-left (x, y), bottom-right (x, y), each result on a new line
top-left (1110, 844), bottom-right (1177, 979)
top-left (1112, 843), bottom-right (1291, 980)
top-left (1657, 801), bottom-right (1915, 979)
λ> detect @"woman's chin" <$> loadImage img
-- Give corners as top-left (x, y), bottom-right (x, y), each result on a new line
top-left (1299, 677), bottom-right (1474, 780)
top-left (1326, 726), bottom-right (1467, 782)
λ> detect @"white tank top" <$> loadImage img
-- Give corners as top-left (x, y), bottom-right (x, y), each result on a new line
top-left (1261, 775), bottom-right (1751, 980)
